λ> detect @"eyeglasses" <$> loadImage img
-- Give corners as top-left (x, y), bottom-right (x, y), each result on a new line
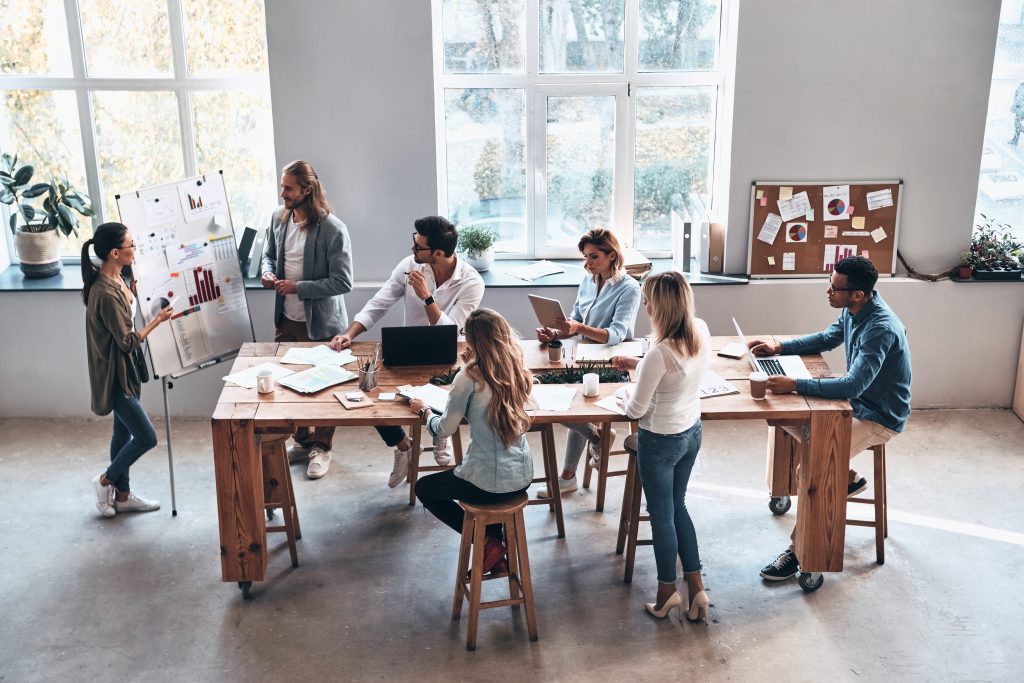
top-left (119, 241), bottom-right (136, 250)
top-left (411, 233), bottom-right (432, 252)
top-left (827, 285), bottom-right (856, 293)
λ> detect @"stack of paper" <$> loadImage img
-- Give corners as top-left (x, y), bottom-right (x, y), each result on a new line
top-left (504, 260), bottom-right (565, 281)
top-left (277, 365), bottom-right (357, 394)
top-left (594, 386), bottom-right (632, 415)
top-left (223, 362), bottom-right (294, 389)
top-left (396, 384), bottom-right (451, 415)
top-left (622, 247), bottom-right (652, 278)
top-left (699, 370), bottom-right (739, 398)
top-left (575, 340), bottom-right (645, 362)
top-left (529, 385), bottom-right (577, 412)
top-left (280, 345), bottom-right (356, 367)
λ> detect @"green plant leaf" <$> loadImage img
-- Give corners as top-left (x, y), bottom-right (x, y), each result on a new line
top-left (0, 173), bottom-right (14, 186)
top-left (0, 187), bottom-right (14, 204)
top-left (0, 153), bottom-right (12, 173)
top-left (21, 182), bottom-right (50, 199)
top-left (8, 213), bottom-right (16, 234)
top-left (13, 165), bottom-right (33, 187)
top-left (20, 203), bottom-right (35, 220)
top-left (57, 203), bottom-right (74, 227)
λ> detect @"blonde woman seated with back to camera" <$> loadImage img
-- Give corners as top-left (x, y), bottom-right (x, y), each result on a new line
top-left (611, 271), bottom-right (712, 623)
top-left (535, 227), bottom-right (640, 498)
top-left (412, 308), bottom-right (534, 576)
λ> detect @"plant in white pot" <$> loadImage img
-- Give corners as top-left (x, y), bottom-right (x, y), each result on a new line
top-left (1, 152), bottom-right (95, 278)
top-left (457, 223), bottom-right (497, 272)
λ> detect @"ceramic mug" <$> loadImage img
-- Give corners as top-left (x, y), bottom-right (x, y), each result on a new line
top-left (256, 369), bottom-right (275, 394)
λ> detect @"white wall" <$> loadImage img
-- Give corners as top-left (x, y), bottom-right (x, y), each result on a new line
top-left (1, 0), bottom-right (1021, 419)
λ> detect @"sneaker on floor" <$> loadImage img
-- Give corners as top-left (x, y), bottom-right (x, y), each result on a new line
top-left (388, 447), bottom-right (411, 488)
top-left (587, 428), bottom-right (617, 468)
top-left (288, 443), bottom-right (312, 464)
top-left (114, 491), bottom-right (161, 513)
top-left (432, 436), bottom-right (453, 466)
top-left (848, 476), bottom-right (868, 497)
top-left (536, 476), bottom-right (578, 499)
top-left (306, 447), bottom-right (332, 480)
top-left (760, 548), bottom-right (799, 581)
top-left (90, 474), bottom-right (116, 518)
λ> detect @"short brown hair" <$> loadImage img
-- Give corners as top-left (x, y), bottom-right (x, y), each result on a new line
top-left (577, 227), bottom-right (624, 273)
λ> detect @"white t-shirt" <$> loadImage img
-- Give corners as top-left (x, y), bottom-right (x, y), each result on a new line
top-left (624, 319), bottom-right (711, 434)
top-left (282, 217), bottom-right (307, 322)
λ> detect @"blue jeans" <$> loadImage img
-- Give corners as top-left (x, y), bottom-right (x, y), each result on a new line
top-left (636, 422), bottom-right (703, 583)
top-left (107, 393), bottom-right (158, 493)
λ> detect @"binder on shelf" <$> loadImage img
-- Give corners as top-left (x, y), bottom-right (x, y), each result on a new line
top-left (237, 227), bottom-right (256, 273)
top-left (247, 227), bottom-right (266, 278)
top-left (701, 220), bottom-right (724, 274)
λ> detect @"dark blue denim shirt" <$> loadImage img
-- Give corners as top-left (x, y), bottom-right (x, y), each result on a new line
top-left (780, 292), bottom-right (912, 432)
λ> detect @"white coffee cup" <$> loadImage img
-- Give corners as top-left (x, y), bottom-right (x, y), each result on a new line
top-left (256, 369), bottom-right (275, 394)
top-left (582, 372), bottom-right (600, 397)
top-left (749, 371), bottom-right (768, 400)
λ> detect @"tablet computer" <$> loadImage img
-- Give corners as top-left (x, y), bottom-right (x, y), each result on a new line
top-left (528, 294), bottom-right (569, 329)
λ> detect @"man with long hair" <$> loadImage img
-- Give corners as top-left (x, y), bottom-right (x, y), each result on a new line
top-left (330, 216), bottom-right (485, 489)
top-left (261, 160), bottom-right (353, 480)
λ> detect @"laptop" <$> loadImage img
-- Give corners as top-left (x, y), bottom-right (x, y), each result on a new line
top-left (381, 325), bottom-right (458, 367)
top-left (731, 317), bottom-right (812, 379)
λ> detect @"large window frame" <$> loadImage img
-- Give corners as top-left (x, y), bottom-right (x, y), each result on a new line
top-left (0, 0), bottom-right (273, 264)
top-left (431, 0), bottom-right (735, 260)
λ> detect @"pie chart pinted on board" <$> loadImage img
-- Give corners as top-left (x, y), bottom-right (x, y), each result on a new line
top-left (788, 223), bottom-right (807, 242)
top-left (828, 198), bottom-right (846, 217)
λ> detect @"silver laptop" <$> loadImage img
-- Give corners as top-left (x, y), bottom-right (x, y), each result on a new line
top-left (731, 317), bottom-right (812, 379)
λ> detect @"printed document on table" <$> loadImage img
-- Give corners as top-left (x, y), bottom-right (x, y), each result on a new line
top-left (278, 365), bottom-right (357, 394)
top-left (504, 260), bottom-right (565, 281)
top-left (758, 213), bottom-right (783, 244)
top-left (594, 386), bottom-right (632, 415)
top-left (699, 370), bottom-right (739, 399)
top-left (529, 385), bottom-right (577, 412)
top-left (223, 361), bottom-right (294, 389)
top-left (575, 341), bottom-right (645, 362)
top-left (396, 384), bottom-right (451, 414)
top-left (280, 345), bottom-right (357, 367)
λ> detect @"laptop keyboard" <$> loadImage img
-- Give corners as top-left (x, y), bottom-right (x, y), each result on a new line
top-left (757, 358), bottom-right (785, 376)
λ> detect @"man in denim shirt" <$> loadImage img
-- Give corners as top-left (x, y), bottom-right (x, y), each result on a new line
top-left (748, 256), bottom-right (912, 582)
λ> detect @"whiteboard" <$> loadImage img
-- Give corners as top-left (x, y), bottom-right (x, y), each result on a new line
top-left (116, 171), bottom-right (255, 378)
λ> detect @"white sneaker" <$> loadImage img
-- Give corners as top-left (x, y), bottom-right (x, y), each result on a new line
top-left (306, 447), bottom-right (332, 480)
top-left (587, 428), bottom-right (617, 468)
top-left (388, 447), bottom-right (410, 488)
top-left (536, 476), bottom-right (578, 499)
top-left (91, 474), bottom-right (116, 518)
top-left (432, 436), bottom-right (453, 466)
top-left (288, 443), bottom-right (312, 464)
top-left (114, 491), bottom-right (161, 513)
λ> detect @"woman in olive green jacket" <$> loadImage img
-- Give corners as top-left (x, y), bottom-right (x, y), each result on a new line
top-left (82, 222), bottom-right (172, 518)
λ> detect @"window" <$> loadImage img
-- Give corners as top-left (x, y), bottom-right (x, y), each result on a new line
top-left (975, 2), bottom-right (1024, 241)
top-left (0, 0), bottom-right (277, 261)
top-left (432, 0), bottom-right (732, 259)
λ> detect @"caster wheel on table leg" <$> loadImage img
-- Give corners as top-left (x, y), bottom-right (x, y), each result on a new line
top-left (798, 572), bottom-right (823, 592)
top-left (238, 581), bottom-right (253, 599)
top-left (769, 496), bottom-right (791, 515)
top-left (266, 508), bottom-right (275, 521)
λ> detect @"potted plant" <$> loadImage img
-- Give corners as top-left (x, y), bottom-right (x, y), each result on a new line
top-left (969, 215), bottom-right (1023, 281)
top-left (0, 153), bottom-right (95, 278)
top-left (957, 250), bottom-right (976, 279)
top-left (457, 223), bottom-right (497, 272)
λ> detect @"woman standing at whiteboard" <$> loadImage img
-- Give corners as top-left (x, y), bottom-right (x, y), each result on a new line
top-left (82, 222), bottom-right (173, 518)
top-left (534, 228), bottom-right (641, 498)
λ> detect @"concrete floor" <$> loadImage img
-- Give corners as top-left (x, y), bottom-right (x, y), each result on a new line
top-left (1, 410), bottom-right (1022, 682)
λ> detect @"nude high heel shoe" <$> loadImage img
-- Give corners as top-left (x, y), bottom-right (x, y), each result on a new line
top-left (644, 591), bottom-right (684, 619)
top-left (685, 590), bottom-right (710, 624)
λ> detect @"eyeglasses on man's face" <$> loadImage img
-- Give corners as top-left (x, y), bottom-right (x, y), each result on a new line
top-left (411, 233), bottom-right (432, 252)
top-left (827, 284), bottom-right (856, 294)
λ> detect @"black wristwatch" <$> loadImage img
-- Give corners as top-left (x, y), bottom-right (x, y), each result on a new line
top-left (419, 407), bottom-right (429, 419)
top-left (423, 295), bottom-right (435, 307)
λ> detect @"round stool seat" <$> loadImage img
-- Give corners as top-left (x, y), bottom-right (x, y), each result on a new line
top-left (623, 432), bottom-right (638, 454)
top-left (461, 492), bottom-right (529, 516)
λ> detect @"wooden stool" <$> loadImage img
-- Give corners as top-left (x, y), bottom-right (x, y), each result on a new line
top-left (453, 493), bottom-right (538, 650)
top-left (583, 421), bottom-right (637, 511)
top-left (259, 433), bottom-right (302, 568)
top-left (407, 428), bottom-right (464, 506)
top-left (846, 443), bottom-right (888, 564)
top-left (615, 432), bottom-right (651, 584)
top-left (526, 423), bottom-right (565, 538)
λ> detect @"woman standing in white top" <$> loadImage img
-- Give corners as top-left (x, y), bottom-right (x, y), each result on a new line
top-left (612, 271), bottom-right (711, 623)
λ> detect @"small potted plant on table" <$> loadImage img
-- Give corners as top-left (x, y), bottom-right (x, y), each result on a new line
top-left (969, 215), bottom-right (1023, 281)
top-left (957, 250), bottom-right (976, 279)
top-left (457, 223), bottom-right (497, 272)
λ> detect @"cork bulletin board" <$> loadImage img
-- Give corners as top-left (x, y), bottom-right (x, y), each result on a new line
top-left (746, 180), bottom-right (902, 278)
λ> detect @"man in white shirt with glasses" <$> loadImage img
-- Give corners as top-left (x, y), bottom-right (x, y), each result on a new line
top-left (330, 216), bottom-right (485, 488)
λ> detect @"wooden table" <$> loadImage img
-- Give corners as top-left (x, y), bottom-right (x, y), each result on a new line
top-left (211, 338), bottom-right (850, 591)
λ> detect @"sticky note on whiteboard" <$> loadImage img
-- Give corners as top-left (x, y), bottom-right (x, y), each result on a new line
top-left (756, 190), bottom-right (764, 199)
top-left (824, 225), bottom-right (838, 238)
top-left (861, 250), bottom-right (870, 259)
top-left (779, 187), bottom-right (793, 200)
top-left (870, 227), bottom-right (887, 243)
top-left (760, 196), bottom-right (767, 207)
top-left (767, 256), bottom-right (776, 266)
top-left (852, 216), bottom-right (866, 230)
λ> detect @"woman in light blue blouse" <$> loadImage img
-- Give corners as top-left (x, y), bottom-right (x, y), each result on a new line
top-left (535, 228), bottom-right (641, 498)
top-left (412, 308), bottom-right (535, 576)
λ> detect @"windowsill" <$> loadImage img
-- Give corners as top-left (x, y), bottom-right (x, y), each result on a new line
top-left (0, 261), bottom-right (749, 292)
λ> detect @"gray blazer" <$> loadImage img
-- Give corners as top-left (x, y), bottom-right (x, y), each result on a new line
top-left (261, 210), bottom-right (353, 341)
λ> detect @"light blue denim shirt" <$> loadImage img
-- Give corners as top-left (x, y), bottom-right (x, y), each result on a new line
top-left (426, 370), bottom-right (533, 493)
top-left (780, 292), bottom-right (912, 432)
top-left (570, 271), bottom-right (642, 345)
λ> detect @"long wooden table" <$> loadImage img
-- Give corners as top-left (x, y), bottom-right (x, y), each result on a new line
top-left (211, 338), bottom-right (851, 590)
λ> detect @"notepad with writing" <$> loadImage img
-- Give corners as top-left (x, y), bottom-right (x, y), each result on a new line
top-left (717, 342), bottom-right (746, 359)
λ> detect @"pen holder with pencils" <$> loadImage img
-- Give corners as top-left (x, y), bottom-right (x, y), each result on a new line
top-left (358, 367), bottom-right (378, 392)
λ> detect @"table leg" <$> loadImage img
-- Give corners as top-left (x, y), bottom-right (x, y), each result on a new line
top-left (408, 422), bottom-right (422, 506)
top-left (792, 411), bottom-right (851, 573)
top-left (541, 425), bottom-right (565, 538)
top-left (595, 423), bottom-right (612, 512)
top-left (212, 417), bottom-right (266, 583)
top-left (766, 425), bottom-right (802, 497)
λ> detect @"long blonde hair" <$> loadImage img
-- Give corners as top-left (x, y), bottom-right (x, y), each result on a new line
top-left (278, 160), bottom-right (333, 224)
top-left (462, 309), bottom-right (533, 447)
top-left (643, 272), bottom-right (703, 358)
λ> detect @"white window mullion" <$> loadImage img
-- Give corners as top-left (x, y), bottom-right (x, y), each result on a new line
top-left (63, 0), bottom-right (105, 228)
top-left (166, 0), bottom-right (197, 177)
top-left (525, 0), bottom-right (539, 257)
top-left (619, 86), bottom-right (636, 248)
top-left (431, 0), bottom-right (448, 216)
